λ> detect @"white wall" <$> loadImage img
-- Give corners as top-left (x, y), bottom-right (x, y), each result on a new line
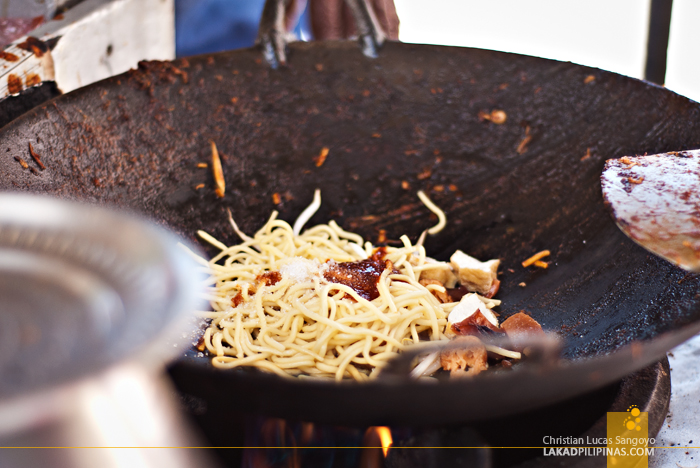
top-left (395, 0), bottom-right (700, 103)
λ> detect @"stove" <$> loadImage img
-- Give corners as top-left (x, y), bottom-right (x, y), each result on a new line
top-left (176, 357), bottom-right (670, 468)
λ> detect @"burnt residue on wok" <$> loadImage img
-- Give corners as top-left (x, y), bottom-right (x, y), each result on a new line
top-left (1, 41), bottom-right (700, 424)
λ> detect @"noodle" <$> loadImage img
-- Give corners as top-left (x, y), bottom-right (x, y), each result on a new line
top-left (191, 191), bottom-right (511, 381)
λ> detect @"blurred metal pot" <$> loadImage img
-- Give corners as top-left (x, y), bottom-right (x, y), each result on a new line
top-left (0, 194), bottom-right (216, 468)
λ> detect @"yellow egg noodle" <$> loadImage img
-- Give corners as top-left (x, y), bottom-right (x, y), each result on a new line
top-left (187, 190), bottom-right (503, 381)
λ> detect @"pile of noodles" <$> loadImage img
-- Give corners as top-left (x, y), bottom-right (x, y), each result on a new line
top-left (189, 191), bottom-right (484, 381)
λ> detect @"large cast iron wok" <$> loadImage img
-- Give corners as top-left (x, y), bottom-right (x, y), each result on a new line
top-left (2, 42), bottom-right (700, 426)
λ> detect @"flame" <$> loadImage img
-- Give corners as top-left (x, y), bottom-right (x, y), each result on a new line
top-left (375, 426), bottom-right (393, 457)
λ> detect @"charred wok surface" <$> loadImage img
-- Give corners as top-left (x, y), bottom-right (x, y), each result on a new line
top-left (1, 42), bottom-right (700, 424)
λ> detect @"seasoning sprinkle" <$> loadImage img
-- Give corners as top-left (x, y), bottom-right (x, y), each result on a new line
top-left (210, 140), bottom-right (225, 198)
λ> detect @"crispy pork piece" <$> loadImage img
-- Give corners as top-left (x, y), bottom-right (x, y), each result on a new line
top-left (446, 293), bottom-right (500, 336)
top-left (418, 258), bottom-right (458, 288)
top-left (450, 250), bottom-right (500, 295)
top-left (440, 336), bottom-right (488, 377)
top-left (484, 278), bottom-right (500, 299)
top-left (419, 278), bottom-right (451, 303)
top-left (500, 311), bottom-right (544, 341)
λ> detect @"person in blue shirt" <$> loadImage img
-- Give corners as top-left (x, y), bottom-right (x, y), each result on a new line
top-left (175, 0), bottom-right (399, 63)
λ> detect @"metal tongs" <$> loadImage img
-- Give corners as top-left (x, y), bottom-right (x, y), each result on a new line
top-left (378, 333), bottom-right (563, 381)
top-left (601, 149), bottom-right (700, 272)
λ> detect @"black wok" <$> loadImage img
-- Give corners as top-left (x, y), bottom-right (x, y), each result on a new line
top-left (1, 41), bottom-right (699, 426)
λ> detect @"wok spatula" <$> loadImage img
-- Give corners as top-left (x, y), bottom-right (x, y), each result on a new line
top-left (601, 150), bottom-right (700, 272)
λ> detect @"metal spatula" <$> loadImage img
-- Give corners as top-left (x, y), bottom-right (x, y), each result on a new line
top-left (601, 150), bottom-right (700, 272)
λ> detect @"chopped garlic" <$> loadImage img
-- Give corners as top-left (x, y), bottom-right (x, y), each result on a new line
top-left (450, 250), bottom-right (499, 295)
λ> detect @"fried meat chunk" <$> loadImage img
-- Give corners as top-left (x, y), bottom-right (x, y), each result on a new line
top-left (440, 336), bottom-right (488, 377)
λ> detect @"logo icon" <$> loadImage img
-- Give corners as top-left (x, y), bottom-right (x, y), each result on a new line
top-left (623, 406), bottom-right (643, 432)
top-left (607, 405), bottom-right (650, 467)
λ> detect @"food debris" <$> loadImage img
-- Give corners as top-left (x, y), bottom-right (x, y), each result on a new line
top-left (314, 147), bottom-right (329, 167)
top-left (315, 63), bottom-right (323, 71)
top-left (480, 109), bottom-right (507, 124)
top-left (584, 75), bottom-right (596, 84)
top-left (7, 74), bottom-right (22, 94)
top-left (17, 37), bottom-right (48, 57)
top-left (580, 147), bottom-right (591, 161)
top-left (0, 51), bottom-right (19, 62)
top-left (195, 183), bottom-right (205, 190)
top-left (517, 126), bottom-right (532, 154)
top-left (377, 229), bottom-right (387, 244)
top-left (14, 156), bottom-right (28, 169)
top-left (620, 156), bottom-right (639, 167)
top-left (26, 73), bottom-right (41, 87)
top-left (628, 176), bottom-right (644, 184)
top-left (210, 140), bottom-right (225, 198)
top-left (401, 180), bottom-right (410, 190)
top-left (231, 97), bottom-right (238, 104)
top-left (417, 167), bottom-right (432, 180)
top-left (272, 192), bottom-right (282, 205)
top-left (28, 143), bottom-right (45, 170)
top-left (522, 250), bottom-right (551, 267)
top-left (197, 162), bottom-right (208, 168)
top-left (519, 282), bottom-right (526, 287)
top-left (371, 133), bottom-right (381, 138)
top-left (533, 260), bottom-right (549, 269)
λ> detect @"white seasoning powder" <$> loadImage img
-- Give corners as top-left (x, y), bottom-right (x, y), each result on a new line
top-left (280, 257), bottom-right (323, 284)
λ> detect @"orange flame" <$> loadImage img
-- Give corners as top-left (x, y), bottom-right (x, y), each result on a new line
top-left (375, 426), bottom-right (393, 457)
